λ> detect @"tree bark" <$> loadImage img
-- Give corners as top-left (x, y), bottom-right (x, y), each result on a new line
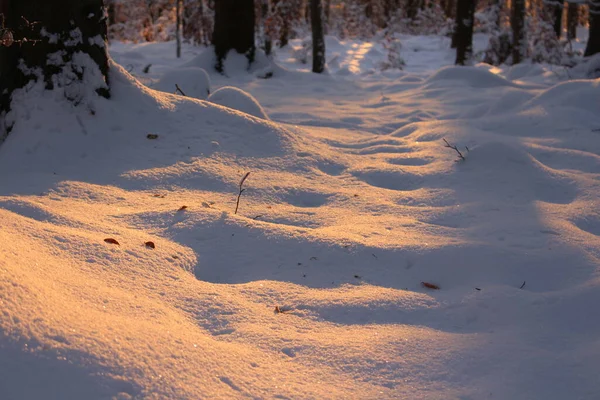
top-left (585, 0), bottom-right (600, 57)
top-left (567, 2), bottom-right (578, 40)
top-left (311, 0), bottom-right (326, 73)
top-left (511, 0), bottom-right (526, 64)
top-left (454, 0), bottom-right (476, 64)
top-left (176, 0), bottom-right (182, 58)
top-left (548, 0), bottom-right (564, 38)
top-left (0, 0), bottom-right (109, 131)
top-left (213, 0), bottom-right (255, 72)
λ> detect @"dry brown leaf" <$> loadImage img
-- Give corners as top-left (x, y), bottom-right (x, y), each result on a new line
top-left (178, 206), bottom-right (188, 211)
top-left (104, 238), bottom-right (120, 245)
top-left (145, 241), bottom-right (156, 249)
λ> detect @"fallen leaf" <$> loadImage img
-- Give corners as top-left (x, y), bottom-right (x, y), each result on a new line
top-left (147, 134), bottom-right (159, 140)
top-left (421, 282), bottom-right (440, 290)
top-left (178, 206), bottom-right (188, 211)
top-left (104, 238), bottom-right (120, 245)
top-left (145, 241), bottom-right (155, 249)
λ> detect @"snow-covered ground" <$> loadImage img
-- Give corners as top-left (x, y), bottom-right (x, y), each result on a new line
top-left (1, 34), bottom-right (600, 399)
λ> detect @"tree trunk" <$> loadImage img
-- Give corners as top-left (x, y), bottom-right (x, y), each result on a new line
top-left (567, 2), bottom-right (578, 40)
top-left (324, 0), bottom-right (331, 33)
top-left (261, 0), bottom-right (272, 56)
top-left (585, 0), bottom-right (600, 57)
top-left (213, 0), bottom-right (255, 72)
top-left (445, 0), bottom-right (455, 19)
top-left (454, 0), bottom-right (476, 65)
top-left (0, 0), bottom-right (109, 133)
top-left (311, 0), bottom-right (326, 73)
top-left (548, 0), bottom-right (564, 38)
top-left (176, 0), bottom-right (182, 58)
top-left (511, 0), bottom-right (526, 64)
top-left (450, 0), bottom-right (460, 48)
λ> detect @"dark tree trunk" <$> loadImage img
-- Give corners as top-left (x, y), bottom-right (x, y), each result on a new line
top-left (445, 0), bottom-right (455, 20)
top-left (311, 0), bottom-right (326, 73)
top-left (450, 1), bottom-right (460, 48)
top-left (511, 0), bottom-right (526, 64)
top-left (213, 0), bottom-right (255, 72)
top-left (548, 0), bottom-right (564, 38)
top-left (324, 0), bottom-right (331, 33)
top-left (454, 0), bottom-right (476, 64)
top-left (176, 0), bottom-right (182, 57)
top-left (261, 0), bottom-right (272, 56)
top-left (407, 0), bottom-right (421, 20)
top-left (585, 0), bottom-right (600, 57)
top-left (567, 2), bottom-right (578, 40)
top-left (0, 0), bottom-right (109, 134)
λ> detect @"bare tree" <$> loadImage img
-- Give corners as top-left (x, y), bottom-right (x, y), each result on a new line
top-left (454, 0), bottom-right (476, 64)
top-left (547, 0), bottom-right (564, 38)
top-left (176, 0), bottom-right (182, 58)
top-left (213, 0), bottom-right (255, 72)
top-left (585, 0), bottom-right (600, 56)
top-left (512, 0), bottom-right (526, 63)
top-left (311, 0), bottom-right (326, 73)
top-left (567, 2), bottom-right (578, 40)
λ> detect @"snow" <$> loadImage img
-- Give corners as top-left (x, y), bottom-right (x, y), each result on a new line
top-left (208, 86), bottom-right (270, 120)
top-left (152, 67), bottom-right (211, 100)
top-left (1, 34), bottom-right (600, 399)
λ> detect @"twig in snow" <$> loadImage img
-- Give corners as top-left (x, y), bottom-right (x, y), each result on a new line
top-left (443, 138), bottom-right (466, 161)
top-left (143, 64), bottom-right (152, 73)
top-left (520, 281), bottom-right (526, 289)
top-left (175, 84), bottom-right (186, 96)
top-left (234, 172), bottom-right (250, 215)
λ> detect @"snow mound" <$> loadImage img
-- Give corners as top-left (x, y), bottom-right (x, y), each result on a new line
top-left (505, 63), bottom-right (546, 81)
top-left (152, 67), bottom-right (211, 100)
top-left (0, 62), bottom-right (289, 180)
top-left (208, 86), bottom-right (270, 120)
top-left (425, 66), bottom-right (515, 88)
top-left (523, 79), bottom-right (600, 114)
top-left (462, 141), bottom-right (576, 204)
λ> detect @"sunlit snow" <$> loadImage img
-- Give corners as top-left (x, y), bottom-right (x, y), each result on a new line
top-left (1, 34), bottom-right (599, 399)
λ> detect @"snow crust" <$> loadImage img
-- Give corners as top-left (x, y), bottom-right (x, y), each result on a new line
top-left (1, 35), bottom-right (600, 399)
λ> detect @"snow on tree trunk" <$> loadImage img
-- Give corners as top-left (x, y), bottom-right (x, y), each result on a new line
top-left (0, 0), bottom-right (109, 134)
top-left (585, 0), bottom-right (600, 57)
top-left (567, 2), bottom-right (578, 40)
top-left (512, 0), bottom-right (526, 64)
top-left (454, 0), bottom-right (476, 65)
top-left (311, 0), bottom-right (326, 73)
top-left (213, 0), bottom-right (255, 72)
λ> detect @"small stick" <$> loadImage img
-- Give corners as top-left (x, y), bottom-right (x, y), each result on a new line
top-left (443, 138), bottom-right (466, 161)
top-left (234, 172), bottom-right (250, 215)
top-left (520, 281), bottom-right (526, 289)
top-left (175, 84), bottom-right (186, 96)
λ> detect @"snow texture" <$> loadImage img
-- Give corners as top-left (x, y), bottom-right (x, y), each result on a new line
top-left (1, 34), bottom-right (600, 400)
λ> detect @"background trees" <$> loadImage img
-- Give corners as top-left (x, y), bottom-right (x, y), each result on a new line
top-left (0, 0), bottom-right (109, 130)
top-left (212, 0), bottom-right (255, 71)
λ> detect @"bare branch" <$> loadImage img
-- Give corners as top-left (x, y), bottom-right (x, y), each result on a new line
top-left (443, 138), bottom-right (466, 161)
top-left (175, 84), bottom-right (186, 96)
top-left (234, 172), bottom-right (251, 215)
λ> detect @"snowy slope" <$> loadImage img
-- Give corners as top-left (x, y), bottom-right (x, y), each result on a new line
top-left (1, 36), bottom-right (600, 399)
